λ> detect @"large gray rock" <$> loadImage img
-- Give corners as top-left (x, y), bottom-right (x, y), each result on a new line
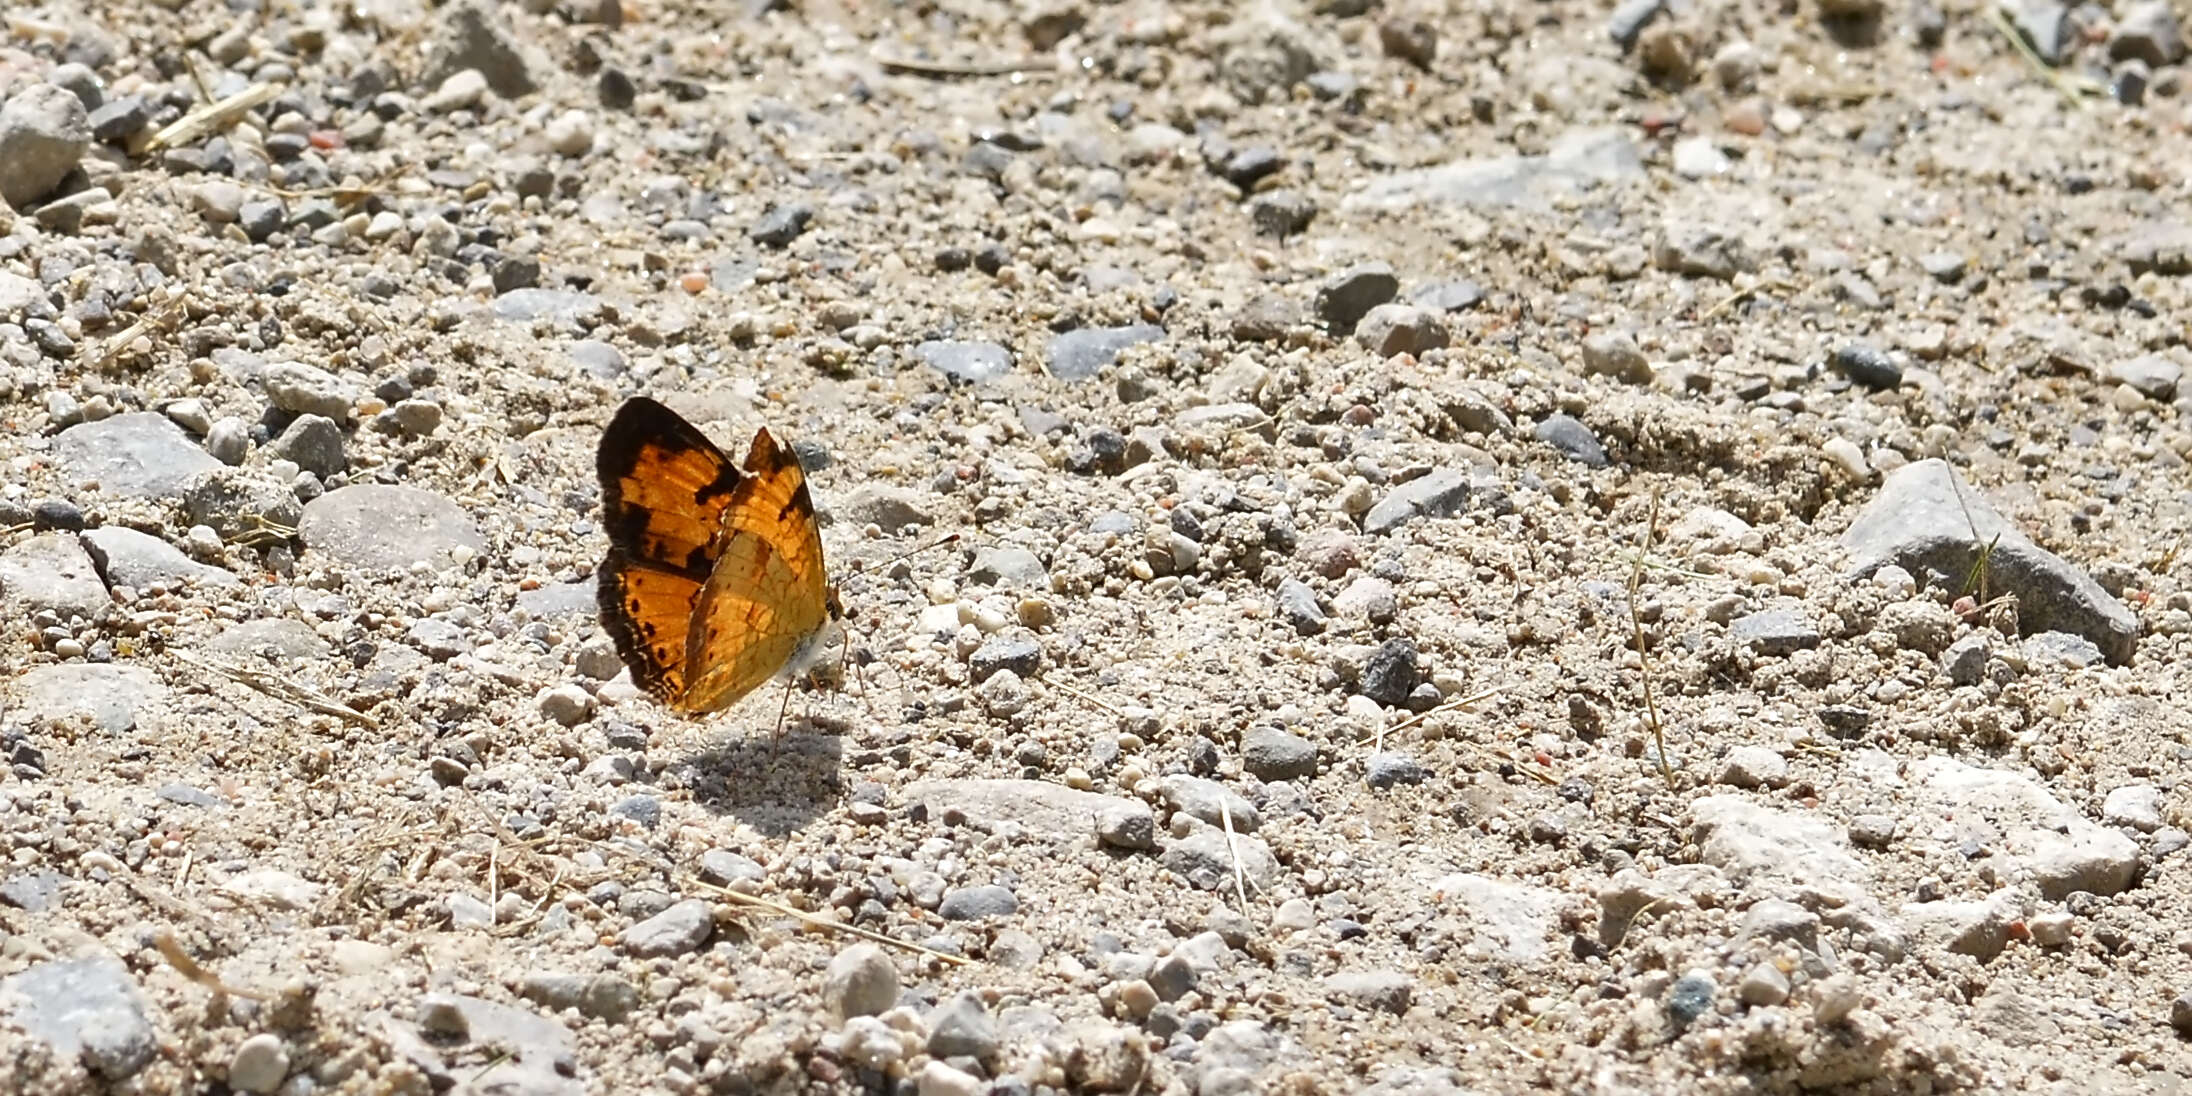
top-left (1343, 128), bottom-right (1642, 214)
top-left (0, 955), bottom-right (158, 1080)
top-left (14, 664), bottom-right (165, 733)
top-left (80, 527), bottom-right (236, 590)
top-left (0, 533), bottom-right (109, 617)
top-left (299, 485), bottom-right (483, 571)
top-left (53, 414), bottom-right (221, 499)
top-left (0, 83), bottom-right (93, 208)
top-left (1840, 459), bottom-right (2137, 664)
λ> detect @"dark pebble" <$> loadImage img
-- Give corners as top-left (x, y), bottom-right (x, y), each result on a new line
top-left (1830, 342), bottom-right (1902, 390)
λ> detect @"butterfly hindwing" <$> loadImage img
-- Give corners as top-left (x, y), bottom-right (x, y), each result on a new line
top-left (678, 428), bottom-right (833, 713)
top-left (596, 398), bottom-right (743, 707)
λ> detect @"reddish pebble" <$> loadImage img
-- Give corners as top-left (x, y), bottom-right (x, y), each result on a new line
top-left (678, 272), bottom-right (708, 293)
top-left (1342, 404), bottom-right (1376, 426)
top-left (2007, 920), bottom-right (2031, 941)
top-left (1723, 100), bottom-right (1766, 137)
top-left (309, 129), bottom-right (344, 150)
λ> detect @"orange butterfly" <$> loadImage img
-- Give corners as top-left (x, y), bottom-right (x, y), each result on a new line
top-left (595, 397), bottom-right (845, 716)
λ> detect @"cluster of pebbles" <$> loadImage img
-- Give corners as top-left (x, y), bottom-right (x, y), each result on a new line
top-left (1, 0), bottom-right (2191, 1092)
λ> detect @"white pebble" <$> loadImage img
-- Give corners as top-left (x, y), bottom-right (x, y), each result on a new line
top-left (1821, 437), bottom-right (1868, 478)
top-left (546, 110), bottom-right (595, 156)
top-left (228, 1033), bottom-right (290, 1093)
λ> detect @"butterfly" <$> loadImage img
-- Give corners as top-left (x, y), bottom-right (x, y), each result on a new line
top-left (595, 396), bottom-right (846, 717)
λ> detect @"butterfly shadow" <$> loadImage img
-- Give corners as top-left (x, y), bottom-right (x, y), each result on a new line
top-left (671, 713), bottom-right (852, 836)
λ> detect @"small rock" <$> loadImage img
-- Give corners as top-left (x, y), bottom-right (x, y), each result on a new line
top-left (1047, 324), bottom-right (1165, 382)
top-left (1730, 609), bottom-right (1821, 655)
top-left (842, 484), bottom-right (935, 533)
top-left (262, 362), bottom-right (360, 420)
top-left (2112, 2), bottom-right (2185, 66)
top-left (1664, 971), bottom-right (1716, 1026)
top-left (1064, 1020), bottom-right (1149, 1092)
top-left (750, 203), bottom-right (814, 248)
top-left (1359, 638), bottom-right (1419, 706)
top-left (1249, 189), bottom-right (1316, 237)
top-left (1581, 332), bottom-right (1653, 384)
top-left (1718, 746), bottom-right (1787, 789)
top-left (1160, 775), bottom-right (1260, 833)
top-left (1274, 578), bottom-right (1326, 635)
top-left (824, 943), bottom-right (899, 1019)
top-left (80, 527), bottom-right (236, 590)
top-left (2, 955), bottom-right (158, 1079)
top-left (916, 341), bottom-right (1013, 384)
top-left (0, 83), bottom-right (92, 208)
top-left (1653, 223), bottom-right (1753, 279)
top-left (266, 414), bottom-right (346, 479)
top-left (2104, 352), bottom-right (2182, 401)
top-left (536, 683), bottom-right (595, 727)
top-left (2102, 784), bottom-right (2164, 833)
top-left (228, 1033), bottom-right (290, 1093)
top-left (927, 992), bottom-right (1000, 1059)
top-left (1363, 468), bottom-right (1477, 535)
top-left (1941, 633), bottom-right (1990, 685)
top-left (1095, 799), bottom-right (1156, 850)
top-left (55, 414), bottom-right (222, 499)
top-left (300, 485), bottom-right (483, 571)
top-left (969, 635), bottom-right (1040, 681)
top-left (421, 0), bottom-right (541, 96)
top-left (1315, 262), bottom-right (1400, 335)
top-left (938, 885), bottom-right (1017, 920)
top-left (620, 898), bottom-right (713, 957)
top-left (1534, 415), bottom-right (1609, 466)
top-left (1242, 726), bottom-right (1317, 781)
top-left (1, 533), bottom-right (111, 618)
top-left (1671, 137), bottom-right (1729, 179)
top-left (1325, 970), bottom-right (1413, 1014)
top-left (1162, 830), bottom-right (1280, 891)
top-left (1355, 304), bottom-right (1448, 357)
top-left (1831, 343), bottom-right (1903, 390)
top-left (1366, 752), bottom-right (1427, 790)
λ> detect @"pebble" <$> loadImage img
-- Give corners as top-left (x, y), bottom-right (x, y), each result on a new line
top-left (938, 884), bottom-right (1018, 920)
top-left (408, 618), bottom-right (472, 660)
top-left (536, 683), bottom-right (596, 727)
top-left (967, 546), bottom-right (1048, 590)
top-left (16, 664), bottom-right (165, 733)
top-left (1653, 223), bottom-right (1752, 280)
top-left (824, 943), bottom-right (899, 1019)
top-left (544, 109), bottom-right (593, 156)
top-left (1064, 1020), bottom-right (1148, 1092)
top-left (926, 992), bottom-right (1000, 1059)
top-left (1242, 726), bottom-right (1317, 781)
top-left (1160, 775), bottom-right (1261, 833)
top-left (2104, 352), bottom-right (2182, 401)
top-left (422, 69), bottom-right (489, 112)
top-left (918, 1060), bottom-right (984, 1096)
top-left (917, 340), bottom-right (1013, 384)
top-left (1581, 332), bottom-right (1653, 384)
top-left (0, 83), bottom-right (92, 208)
top-left (969, 635), bottom-right (1040, 681)
top-left (423, 0), bottom-right (542, 95)
top-left (1671, 137), bottom-right (1729, 179)
top-left (1094, 799), bottom-right (1156, 850)
top-left (266, 414), bottom-right (346, 478)
top-left (1379, 18), bottom-right (1437, 69)
top-left (262, 361), bottom-right (360, 420)
top-left (1533, 414), bottom-right (1609, 466)
top-left (620, 898), bottom-right (714, 957)
top-left (843, 484), bottom-right (936, 533)
top-left (1047, 324), bottom-right (1165, 382)
top-left (1314, 263), bottom-right (1399, 335)
top-left (517, 972), bottom-right (640, 1021)
top-left (1274, 578), bottom-right (1326, 635)
top-left (1363, 468), bottom-right (1477, 535)
top-left (55, 414), bottom-right (222, 499)
top-left (1365, 752), bottom-right (1427, 790)
top-left (2101, 784), bottom-right (2164, 832)
top-left (1354, 304), bottom-right (1448, 357)
top-left (1729, 609), bottom-right (1822, 655)
top-left (80, 527), bottom-right (237, 590)
top-left (1831, 342), bottom-right (1903, 390)
top-left (1607, 0), bottom-right (1664, 47)
top-left (699, 849), bottom-right (765, 885)
top-left (750, 203), bottom-right (814, 248)
top-left (0, 533), bottom-right (111, 618)
top-left (1161, 830), bottom-right (1279, 891)
top-left (1359, 638), bottom-right (1420, 706)
top-left (2, 956), bottom-right (159, 1080)
top-left (1940, 633), bottom-right (1990, 685)
top-left (1324, 970), bottom-right (1414, 1014)
top-left (1842, 459), bottom-right (2135, 663)
top-left (2113, 2), bottom-right (2184, 66)
top-left (184, 470), bottom-right (302, 541)
top-left (1249, 189), bottom-right (1316, 237)
top-left (228, 1033), bottom-right (290, 1093)
top-left (300, 485), bottom-right (483, 571)
top-left (1717, 745), bottom-right (1788, 789)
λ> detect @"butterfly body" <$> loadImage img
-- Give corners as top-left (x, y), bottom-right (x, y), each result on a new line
top-left (595, 397), bottom-right (839, 714)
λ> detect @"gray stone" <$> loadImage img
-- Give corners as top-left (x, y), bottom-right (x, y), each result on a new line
top-left (823, 944), bottom-right (898, 1019)
top-left (1162, 830), bottom-right (1279, 891)
top-left (409, 618), bottom-right (471, 660)
top-left (405, 993), bottom-right (579, 1096)
top-left (967, 546), bottom-right (1048, 590)
top-left (842, 484), bottom-right (935, 533)
top-left (1359, 638), bottom-right (1420, 707)
top-left (619, 898), bottom-right (713, 956)
top-left (2006, 0), bottom-right (2072, 65)
top-left (2112, 2), bottom-right (2185, 66)
top-left (0, 533), bottom-right (109, 617)
top-left (1581, 332), bottom-right (1652, 384)
top-left (1095, 798), bottom-right (1156, 850)
top-left (15, 664), bottom-right (163, 733)
top-left (265, 414), bottom-right (346, 478)
top-left (1344, 129), bottom-right (1642, 215)
top-left (1941, 632), bottom-right (1990, 685)
top-left (205, 417), bottom-right (250, 464)
top-left (1841, 459), bottom-right (2137, 664)
top-left (1195, 1021), bottom-right (1299, 1095)
top-left (927, 992), bottom-right (1001, 1059)
top-left (261, 362), bottom-right (360, 420)
top-left (1411, 279), bottom-right (1485, 312)
top-left (1717, 745), bottom-right (1788, 789)
top-left (1664, 972), bottom-right (1715, 1026)
top-left (2104, 352), bottom-right (2182, 401)
top-left (1064, 1020), bottom-right (1148, 1091)
top-left (917, 340), bottom-right (1013, 384)
top-left (1607, 0), bottom-right (1664, 47)
top-left (1363, 468), bottom-right (1478, 535)
top-left (569, 339), bottom-right (625, 380)
top-left (1909, 757), bottom-right (2139, 899)
top-left (1324, 970), bottom-right (1413, 1014)
top-left (1730, 609), bottom-right (1822, 655)
top-left (1427, 872), bottom-right (1561, 963)
top-left (1653, 223), bottom-right (1754, 279)
top-left (906, 778), bottom-right (1150, 842)
top-left (0, 871), bottom-right (64, 912)
top-left (938, 884), bottom-right (1018, 920)
top-left (1366, 752), bottom-right (1427, 790)
top-left (420, 0), bottom-right (542, 96)
top-left (698, 849), bottom-right (765, 885)
top-left (1274, 578), bottom-right (1326, 635)
top-left (1354, 304), bottom-right (1447, 357)
top-left (491, 289), bottom-right (602, 326)
top-left (2103, 784), bottom-right (2164, 832)
top-left (206, 618), bottom-right (328, 661)
top-left (517, 972), bottom-right (639, 1021)
top-left (1737, 898), bottom-right (1820, 950)
top-left (2027, 630), bottom-right (2104, 669)
top-left (969, 635), bottom-right (1040, 681)
top-left (300, 485), bottom-right (483, 571)
top-left (54, 414), bottom-right (221, 499)
top-left (1332, 576), bottom-right (1397, 623)
top-left (1831, 342), bottom-right (1903, 390)
top-left (1534, 414), bottom-right (1608, 466)
top-left (1047, 324), bottom-right (1164, 382)
top-left (1, 955), bottom-right (157, 1079)
top-left (1902, 897), bottom-right (2012, 961)
top-left (80, 527), bottom-right (235, 590)
top-left (1314, 262), bottom-right (1399, 335)
top-left (1242, 726), bottom-right (1317, 781)
top-left (1159, 775), bottom-right (1261, 833)
top-left (0, 83), bottom-right (92, 208)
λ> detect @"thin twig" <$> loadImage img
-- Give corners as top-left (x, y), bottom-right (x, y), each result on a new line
top-left (1218, 799), bottom-right (1250, 912)
top-left (175, 653), bottom-right (380, 728)
top-left (144, 82), bottom-right (283, 153)
top-left (1984, 4), bottom-right (2103, 105)
top-left (155, 929), bottom-right (271, 1000)
top-left (692, 880), bottom-right (975, 967)
top-left (1384, 685), bottom-right (1509, 737)
top-left (1626, 491), bottom-right (1674, 785)
top-left (874, 53), bottom-right (1057, 78)
top-left (1053, 681), bottom-right (1122, 717)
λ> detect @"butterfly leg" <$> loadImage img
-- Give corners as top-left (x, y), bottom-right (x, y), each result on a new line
top-left (769, 676), bottom-right (794, 760)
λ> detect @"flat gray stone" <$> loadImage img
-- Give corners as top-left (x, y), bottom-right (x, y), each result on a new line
top-left (1428, 872), bottom-right (1561, 963)
top-left (1323, 970), bottom-right (1413, 1014)
top-left (1046, 324), bottom-right (1164, 382)
top-left (300, 485), bottom-right (483, 571)
top-left (619, 898), bottom-right (713, 957)
top-left (916, 340), bottom-right (1013, 383)
top-left (938, 884), bottom-right (1018, 920)
top-left (204, 617), bottom-right (328, 660)
top-left (1907, 757), bottom-right (2140, 899)
top-left (967, 546), bottom-right (1048, 590)
top-left (1242, 725), bottom-right (1317, 781)
top-left (0, 533), bottom-right (110, 617)
top-left (1729, 609), bottom-right (1821, 656)
top-left (407, 993), bottom-right (579, 1096)
top-left (1159, 775), bottom-right (1261, 833)
top-left (261, 362), bottom-right (359, 420)
top-left (53, 414), bottom-right (220, 499)
top-left (80, 527), bottom-right (236, 590)
top-left (14, 664), bottom-right (164, 734)
top-left (1363, 468), bottom-right (1478, 535)
top-left (1161, 830), bottom-right (1279, 892)
top-left (0, 955), bottom-right (157, 1080)
top-left (904, 778), bottom-right (1140, 841)
top-left (0, 83), bottom-right (92, 208)
top-left (1840, 459), bottom-right (2137, 664)
top-left (2104, 352), bottom-right (2182, 400)
top-left (1343, 128), bottom-right (1641, 214)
